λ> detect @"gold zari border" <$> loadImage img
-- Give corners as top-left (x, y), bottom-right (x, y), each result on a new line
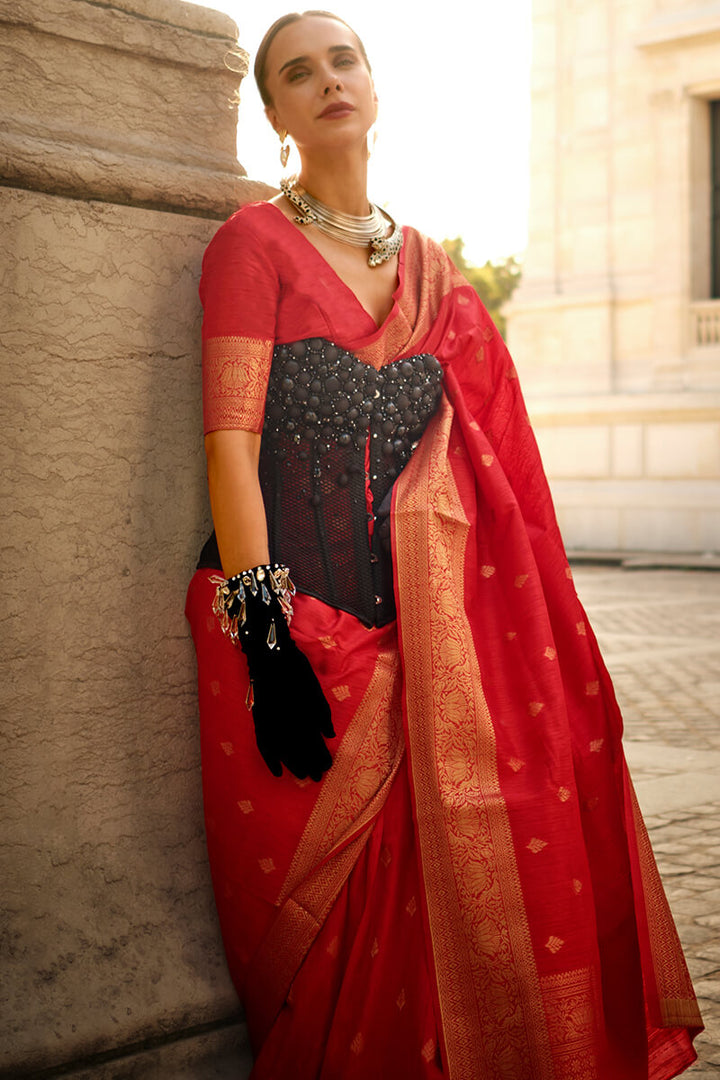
top-left (244, 645), bottom-right (404, 1040)
top-left (354, 232), bottom-right (466, 370)
top-left (539, 969), bottom-right (600, 1080)
top-left (202, 334), bottom-right (273, 433)
top-left (393, 395), bottom-right (554, 1078)
top-left (628, 780), bottom-right (703, 1027)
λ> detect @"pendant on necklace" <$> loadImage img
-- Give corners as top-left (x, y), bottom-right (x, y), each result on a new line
top-left (280, 177), bottom-right (403, 268)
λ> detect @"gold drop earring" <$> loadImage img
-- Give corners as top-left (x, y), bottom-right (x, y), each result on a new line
top-left (279, 129), bottom-right (290, 169)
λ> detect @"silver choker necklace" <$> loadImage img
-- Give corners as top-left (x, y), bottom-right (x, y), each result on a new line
top-left (280, 176), bottom-right (403, 268)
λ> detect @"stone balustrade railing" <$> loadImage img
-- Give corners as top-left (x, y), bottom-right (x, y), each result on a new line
top-left (691, 300), bottom-right (720, 347)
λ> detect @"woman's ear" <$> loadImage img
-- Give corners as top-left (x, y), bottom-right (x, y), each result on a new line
top-left (265, 105), bottom-right (281, 136)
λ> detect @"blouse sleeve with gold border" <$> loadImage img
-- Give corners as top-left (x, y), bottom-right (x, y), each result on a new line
top-left (199, 210), bottom-right (279, 435)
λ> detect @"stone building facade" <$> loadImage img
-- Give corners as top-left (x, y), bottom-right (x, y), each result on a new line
top-left (506, 0), bottom-right (720, 554)
top-left (1, 0), bottom-right (269, 1075)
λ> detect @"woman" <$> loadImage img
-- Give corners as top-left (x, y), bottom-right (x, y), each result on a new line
top-left (186, 11), bottom-right (703, 1078)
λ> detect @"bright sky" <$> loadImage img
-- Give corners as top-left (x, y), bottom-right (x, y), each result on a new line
top-left (191, 1), bottom-right (533, 265)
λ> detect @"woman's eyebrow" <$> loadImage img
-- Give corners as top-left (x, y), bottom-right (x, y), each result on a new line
top-left (278, 54), bottom-right (309, 76)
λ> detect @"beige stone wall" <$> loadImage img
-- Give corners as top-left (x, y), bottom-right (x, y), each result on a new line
top-left (507, 0), bottom-right (720, 553)
top-left (1, 1), bottom-right (272, 1075)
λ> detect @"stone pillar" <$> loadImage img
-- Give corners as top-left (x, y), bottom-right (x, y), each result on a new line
top-left (1, 1), bottom-right (272, 1075)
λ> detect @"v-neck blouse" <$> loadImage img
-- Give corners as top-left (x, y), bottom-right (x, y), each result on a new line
top-left (204, 201), bottom-right (407, 342)
top-left (199, 200), bottom-right (463, 435)
top-left (263, 202), bottom-right (406, 338)
top-left (200, 201), bottom-right (433, 435)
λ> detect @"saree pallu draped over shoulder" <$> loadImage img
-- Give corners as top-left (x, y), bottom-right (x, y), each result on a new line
top-left (187, 212), bottom-right (702, 1080)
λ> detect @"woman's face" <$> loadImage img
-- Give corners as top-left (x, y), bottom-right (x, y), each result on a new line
top-left (264, 16), bottom-right (377, 154)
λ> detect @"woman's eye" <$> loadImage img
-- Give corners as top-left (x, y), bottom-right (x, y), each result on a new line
top-left (336, 55), bottom-right (355, 67)
top-left (288, 68), bottom-right (309, 82)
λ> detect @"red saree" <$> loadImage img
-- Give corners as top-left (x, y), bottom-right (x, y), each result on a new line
top-left (186, 203), bottom-right (702, 1079)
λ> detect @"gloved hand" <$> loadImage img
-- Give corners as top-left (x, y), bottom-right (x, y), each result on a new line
top-left (213, 565), bottom-right (335, 782)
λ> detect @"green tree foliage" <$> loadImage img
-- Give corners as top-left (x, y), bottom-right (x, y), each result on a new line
top-left (442, 237), bottom-right (522, 338)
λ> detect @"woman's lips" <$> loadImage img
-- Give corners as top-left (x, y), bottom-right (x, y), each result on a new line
top-left (318, 102), bottom-right (355, 119)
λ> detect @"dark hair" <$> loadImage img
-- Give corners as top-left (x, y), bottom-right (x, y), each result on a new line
top-left (254, 10), bottom-right (371, 107)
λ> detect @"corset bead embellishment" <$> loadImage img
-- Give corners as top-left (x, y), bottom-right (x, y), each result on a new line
top-left (263, 338), bottom-right (443, 458)
top-left (259, 338), bottom-right (444, 628)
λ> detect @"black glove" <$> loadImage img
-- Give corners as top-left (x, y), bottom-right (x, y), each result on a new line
top-left (213, 565), bottom-right (335, 782)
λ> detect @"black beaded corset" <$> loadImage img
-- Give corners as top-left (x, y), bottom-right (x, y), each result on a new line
top-left (259, 337), bottom-right (443, 626)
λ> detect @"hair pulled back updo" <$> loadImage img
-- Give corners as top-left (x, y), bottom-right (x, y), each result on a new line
top-left (254, 10), bottom-right (372, 107)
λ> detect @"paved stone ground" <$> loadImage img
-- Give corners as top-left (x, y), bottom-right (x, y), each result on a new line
top-left (574, 566), bottom-right (720, 1076)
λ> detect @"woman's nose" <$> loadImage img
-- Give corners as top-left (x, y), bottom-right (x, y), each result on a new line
top-left (323, 77), bottom-right (343, 95)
